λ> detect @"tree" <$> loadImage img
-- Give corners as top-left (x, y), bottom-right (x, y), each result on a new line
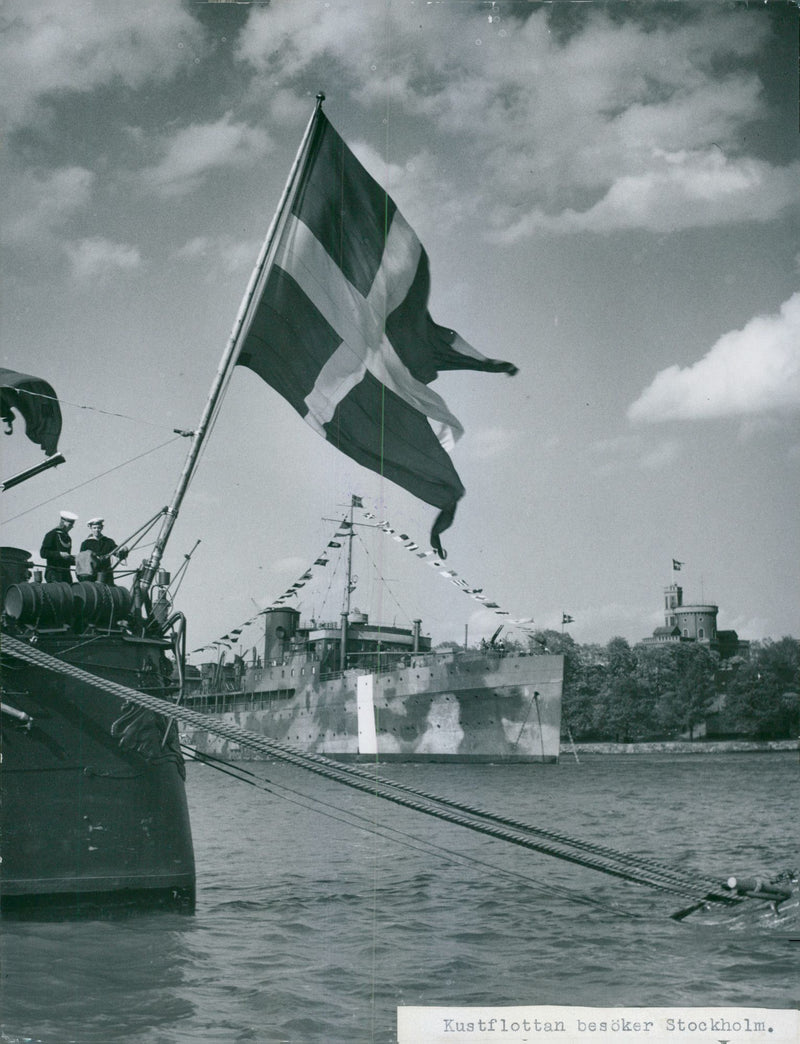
top-left (722, 637), bottom-right (800, 739)
top-left (558, 636), bottom-right (606, 741)
top-left (596, 637), bottom-right (642, 742)
top-left (497, 630), bottom-right (798, 742)
top-left (656, 643), bottom-right (718, 739)
top-left (435, 640), bottom-right (463, 652)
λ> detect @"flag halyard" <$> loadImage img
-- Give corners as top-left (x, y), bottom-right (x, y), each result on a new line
top-left (236, 108), bottom-right (516, 555)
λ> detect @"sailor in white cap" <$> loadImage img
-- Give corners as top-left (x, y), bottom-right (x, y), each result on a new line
top-left (79, 517), bottom-right (127, 585)
top-left (40, 510), bottom-right (78, 582)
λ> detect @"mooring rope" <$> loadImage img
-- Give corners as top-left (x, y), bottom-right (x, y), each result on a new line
top-left (182, 745), bottom-right (648, 918)
top-left (0, 633), bottom-right (753, 909)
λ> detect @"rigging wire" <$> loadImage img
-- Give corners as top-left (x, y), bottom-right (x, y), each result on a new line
top-left (353, 527), bottom-right (413, 630)
top-left (1, 385), bottom-right (175, 429)
top-left (3, 436), bottom-right (184, 524)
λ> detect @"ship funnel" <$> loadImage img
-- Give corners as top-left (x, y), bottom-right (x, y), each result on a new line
top-left (262, 607), bottom-right (299, 663)
top-left (413, 618), bottom-right (422, 653)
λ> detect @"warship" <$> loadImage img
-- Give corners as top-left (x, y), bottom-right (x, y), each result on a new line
top-left (184, 612), bottom-right (563, 763)
top-left (183, 509), bottom-right (563, 763)
top-left (2, 97), bottom-right (561, 912)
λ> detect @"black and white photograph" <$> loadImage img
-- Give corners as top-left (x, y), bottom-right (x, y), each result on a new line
top-left (1, 2), bottom-right (798, 1041)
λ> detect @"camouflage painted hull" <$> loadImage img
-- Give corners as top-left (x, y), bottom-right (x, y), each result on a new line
top-left (184, 651), bottom-right (563, 762)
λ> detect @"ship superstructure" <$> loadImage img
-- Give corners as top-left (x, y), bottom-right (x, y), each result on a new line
top-left (185, 604), bottom-right (563, 762)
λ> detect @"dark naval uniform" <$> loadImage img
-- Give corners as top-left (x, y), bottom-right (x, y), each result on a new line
top-left (79, 533), bottom-right (119, 584)
top-left (40, 527), bottom-right (75, 582)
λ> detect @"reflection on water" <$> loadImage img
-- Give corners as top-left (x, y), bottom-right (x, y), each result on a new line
top-left (2, 754), bottom-right (797, 1043)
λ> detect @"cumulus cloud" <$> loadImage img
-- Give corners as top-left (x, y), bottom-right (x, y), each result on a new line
top-left (638, 439), bottom-right (681, 470)
top-left (174, 237), bottom-right (213, 261)
top-left (237, 3), bottom-right (794, 238)
top-left (591, 434), bottom-right (681, 473)
top-left (65, 237), bottom-right (142, 280)
top-left (628, 292), bottom-right (800, 422)
top-left (467, 426), bottom-right (517, 462)
top-left (495, 153), bottom-right (800, 240)
top-left (175, 235), bottom-right (262, 274)
top-left (0, 0), bottom-right (204, 130)
top-left (142, 114), bottom-right (272, 197)
top-left (4, 167), bottom-right (95, 244)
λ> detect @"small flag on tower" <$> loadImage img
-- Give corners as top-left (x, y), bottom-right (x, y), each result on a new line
top-left (562, 613), bottom-right (574, 624)
top-left (672, 559), bottom-right (683, 571)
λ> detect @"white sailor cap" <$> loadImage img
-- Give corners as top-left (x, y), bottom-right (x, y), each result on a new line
top-left (60, 510), bottom-right (78, 522)
top-left (87, 517), bottom-right (104, 526)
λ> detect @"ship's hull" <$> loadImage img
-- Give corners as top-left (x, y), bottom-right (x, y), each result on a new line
top-left (1, 631), bottom-right (196, 915)
top-left (185, 652), bottom-right (563, 763)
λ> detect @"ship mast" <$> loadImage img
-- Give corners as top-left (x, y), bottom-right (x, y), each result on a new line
top-left (339, 497), bottom-right (356, 670)
top-left (138, 94), bottom-right (326, 593)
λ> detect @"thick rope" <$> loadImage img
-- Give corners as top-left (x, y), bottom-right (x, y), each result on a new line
top-left (182, 746), bottom-right (648, 918)
top-left (2, 633), bottom-right (742, 906)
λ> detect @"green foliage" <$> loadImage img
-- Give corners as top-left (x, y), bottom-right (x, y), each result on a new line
top-left (554, 633), bottom-right (798, 742)
top-left (655, 642), bottom-right (718, 739)
top-left (717, 637), bottom-right (800, 739)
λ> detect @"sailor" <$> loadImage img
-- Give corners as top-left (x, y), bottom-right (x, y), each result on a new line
top-left (79, 517), bottom-right (127, 585)
top-left (40, 510), bottom-right (78, 582)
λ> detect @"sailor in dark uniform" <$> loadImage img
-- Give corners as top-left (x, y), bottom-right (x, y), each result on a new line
top-left (40, 510), bottom-right (78, 582)
top-left (79, 517), bottom-right (127, 585)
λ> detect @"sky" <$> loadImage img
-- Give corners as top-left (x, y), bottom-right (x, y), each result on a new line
top-left (2, 0), bottom-right (798, 662)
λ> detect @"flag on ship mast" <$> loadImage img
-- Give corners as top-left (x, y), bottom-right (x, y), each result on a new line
top-left (234, 103), bottom-right (517, 556)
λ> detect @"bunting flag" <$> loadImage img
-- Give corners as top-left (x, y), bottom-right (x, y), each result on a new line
top-left (672, 559), bottom-right (683, 571)
top-left (192, 496), bottom-right (539, 656)
top-left (235, 108), bottom-right (517, 556)
top-left (369, 506), bottom-right (537, 632)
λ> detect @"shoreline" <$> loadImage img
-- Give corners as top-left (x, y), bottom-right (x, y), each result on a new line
top-left (561, 738), bottom-right (797, 755)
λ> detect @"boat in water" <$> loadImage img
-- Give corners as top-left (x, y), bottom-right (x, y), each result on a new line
top-left (184, 609), bottom-right (562, 763)
top-left (1, 370), bottom-right (196, 915)
top-left (2, 97), bottom-right (561, 911)
top-left (183, 503), bottom-right (563, 763)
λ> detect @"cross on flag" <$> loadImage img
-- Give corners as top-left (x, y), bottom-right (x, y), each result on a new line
top-left (235, 107), bottom-right (517, 555)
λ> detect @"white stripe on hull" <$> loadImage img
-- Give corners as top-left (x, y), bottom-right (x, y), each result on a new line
top-left (185, 654), bottom-right (563, 763)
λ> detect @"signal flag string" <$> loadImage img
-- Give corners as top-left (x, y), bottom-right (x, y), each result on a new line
top-left (360, 507), bottom-right (538, 636)
top-left (192, 498), bottom-right (541, 655)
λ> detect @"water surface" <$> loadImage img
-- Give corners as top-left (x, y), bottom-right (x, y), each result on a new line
top-left (2, 753), bottom-right (797, 1043)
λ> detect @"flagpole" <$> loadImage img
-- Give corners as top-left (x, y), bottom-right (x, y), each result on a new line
top-left (139, 94), bottom-right (326, 592)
